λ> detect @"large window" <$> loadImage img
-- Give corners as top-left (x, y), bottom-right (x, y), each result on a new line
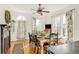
top-left (52, 14), bottom-right (67, 43)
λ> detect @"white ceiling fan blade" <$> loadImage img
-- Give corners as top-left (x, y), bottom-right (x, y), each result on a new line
top-left (42, 11), bottom-right (50, 13)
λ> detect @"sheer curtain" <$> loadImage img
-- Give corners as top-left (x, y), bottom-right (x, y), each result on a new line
top-left (17, 21), bottom-right (27, 39)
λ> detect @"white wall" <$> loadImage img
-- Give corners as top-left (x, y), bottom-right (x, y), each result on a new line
top-left (73, 5), bottom-right (79, 41)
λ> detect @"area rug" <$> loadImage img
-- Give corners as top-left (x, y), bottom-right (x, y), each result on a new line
top-left (12, 43), bottom-right (24, 54)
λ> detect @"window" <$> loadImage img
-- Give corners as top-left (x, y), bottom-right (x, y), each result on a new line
top-left (36, 19), bottom-right (40, 26)
top-left (52, 14), bottom-right (67, 42)
top-left (16, 16), bottom-right (26, 21)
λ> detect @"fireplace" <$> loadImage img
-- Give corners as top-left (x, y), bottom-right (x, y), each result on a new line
top-left (0, 24), bottom-right (10, 54)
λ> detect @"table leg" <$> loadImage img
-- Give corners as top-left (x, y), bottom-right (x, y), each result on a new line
top-left (40, 46), bottom-right (44, 54)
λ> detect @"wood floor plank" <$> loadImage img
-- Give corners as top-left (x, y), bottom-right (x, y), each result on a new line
top-left (8, 39), bottom-right (45, 54)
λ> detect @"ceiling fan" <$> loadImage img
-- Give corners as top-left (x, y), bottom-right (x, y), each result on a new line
top-left (32, 4), bottom-right (50, 15)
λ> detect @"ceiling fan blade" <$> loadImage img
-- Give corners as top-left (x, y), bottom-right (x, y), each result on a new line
top-left (42, 11), bottom-right (50, 13)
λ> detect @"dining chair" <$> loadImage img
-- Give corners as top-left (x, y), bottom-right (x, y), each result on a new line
top-left (50, 32), bottom-right (58, 45)
top-left (28, 33), bottom-right (33, 43)
top-left (34, 35), bottom-right (41, 54)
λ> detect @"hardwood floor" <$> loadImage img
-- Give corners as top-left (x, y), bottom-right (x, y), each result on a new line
top-left (7, 39), bottom-right (46, 54)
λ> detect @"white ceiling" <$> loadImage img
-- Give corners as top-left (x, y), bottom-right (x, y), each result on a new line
top-left (6, 4), bottom-right (71, 13)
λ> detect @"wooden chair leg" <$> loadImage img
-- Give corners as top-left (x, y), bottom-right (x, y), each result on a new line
top-left (37, 46), bottom-right (40, 54)
top-left (34, 45), bottom-right (36, 53)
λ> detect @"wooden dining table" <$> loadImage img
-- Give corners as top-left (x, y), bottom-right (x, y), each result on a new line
top-left (38, 37), bottom-right (50, 46)
top-left (45, 41), bottom-right (79, 54)
top-left (37, 37), bottom-right (50, 54)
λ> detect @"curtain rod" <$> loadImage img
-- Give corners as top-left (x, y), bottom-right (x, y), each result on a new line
top-left (69, 8), bottom-right (75, 12)
top-left (66, 8), bottom-right (75, 13)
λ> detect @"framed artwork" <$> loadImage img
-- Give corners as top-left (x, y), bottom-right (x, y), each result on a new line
top-left (5, 10), bottom-right (11, 24)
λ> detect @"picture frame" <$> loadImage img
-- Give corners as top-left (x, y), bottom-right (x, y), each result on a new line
top-left (5, 10), bottom-right (11, 24)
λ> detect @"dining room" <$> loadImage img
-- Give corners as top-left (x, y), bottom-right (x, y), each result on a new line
top-left (0, 4), bottom-right (79, 54)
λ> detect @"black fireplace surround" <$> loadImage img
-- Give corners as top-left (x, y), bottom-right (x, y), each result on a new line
top-left (0, 24), bottom-right (10, 54)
